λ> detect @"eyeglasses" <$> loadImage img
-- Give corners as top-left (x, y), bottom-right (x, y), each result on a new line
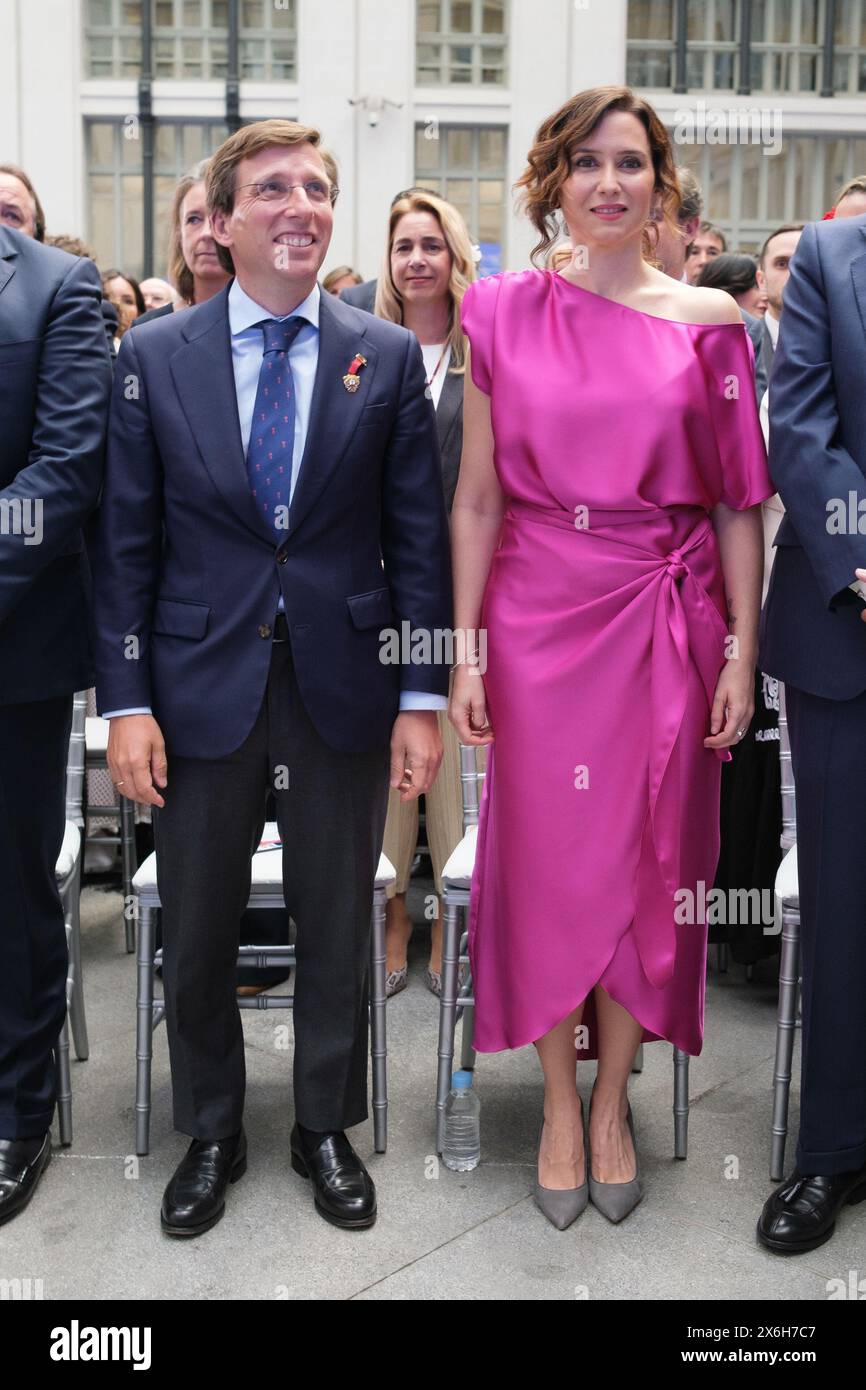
top-left (235, 177), bottom-right (336, 207)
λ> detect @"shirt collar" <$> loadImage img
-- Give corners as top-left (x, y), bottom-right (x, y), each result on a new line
top-left (228, 276), bottom-right (320, 336)
top-left (765, 309), bottom-right (780, 347)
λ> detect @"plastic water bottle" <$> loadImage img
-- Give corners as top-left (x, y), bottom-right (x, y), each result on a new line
top-left (442, 1070), bottom-right (480, 1171)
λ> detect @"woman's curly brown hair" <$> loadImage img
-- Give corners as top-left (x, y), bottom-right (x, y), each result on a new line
top-left (514, 86), bottom-right (683, 270)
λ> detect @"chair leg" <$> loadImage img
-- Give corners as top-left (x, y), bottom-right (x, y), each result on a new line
top-left (436, 899), bottom-right (462, 1153)
top-left (67, 860), bottom-right (89, 1062)
top-left (771, 903), bottom-right (800, 1182)
top-left (369, 888), bottom-right (387, 1154)
top-left (135, 901), bottom-right (156, 1156)
top-left (120, 796), bottom-right (137, 953)
top-left (631, 1042), bottom-right (644, 1074)
top-left (55, 1019), bottom-right (73, 1147)
top-left (673, 1047), bottom-right (689, 1159)
top-left (457, 928), bottom-right (476, 1069)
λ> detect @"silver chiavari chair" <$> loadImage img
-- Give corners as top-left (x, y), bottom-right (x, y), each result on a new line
top-left (131, 823), bottom-right (395, 1156)
top-left (436, 744), bottom-right (692, 1158)
top-left (54, 690), bottom-right (90, 1145)
top-left (770, 682), bottom-right (801, 1180)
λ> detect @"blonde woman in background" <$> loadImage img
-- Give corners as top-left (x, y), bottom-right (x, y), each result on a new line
top-left (375, 190), bottom-right (484, 996)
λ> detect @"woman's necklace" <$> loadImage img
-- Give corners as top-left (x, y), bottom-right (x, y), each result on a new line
top-left (424, 341), bottom-right (450, 389)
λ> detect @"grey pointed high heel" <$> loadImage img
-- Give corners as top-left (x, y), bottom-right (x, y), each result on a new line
top-left (533, 1099), bottom-right (588, 1230)
top-left (587, 1097), bottom-right (643, 1223)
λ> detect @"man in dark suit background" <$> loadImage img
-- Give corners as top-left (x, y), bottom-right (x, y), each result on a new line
top-left (91, 120), bottom-right (452, 1237)
top-left (759, 212), bottom-right (866, 1253)
top-left (0, 223), bottom-right (111, 1225)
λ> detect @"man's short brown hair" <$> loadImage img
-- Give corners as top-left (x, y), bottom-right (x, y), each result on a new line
top-left (206, 120), bottom-right (339, 276)
top-left (0, 163), bottom-right (46, 241)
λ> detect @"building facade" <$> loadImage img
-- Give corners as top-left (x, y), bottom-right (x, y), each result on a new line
top-left (0, 0), bottom-right (864, 284)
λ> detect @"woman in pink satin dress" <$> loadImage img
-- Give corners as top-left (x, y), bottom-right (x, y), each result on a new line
top-left (449, 87), bottom-right (773, 1228)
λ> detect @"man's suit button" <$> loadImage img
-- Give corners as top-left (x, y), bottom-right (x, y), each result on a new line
top-left (276, 550), bottom-right (288, 564)
top-left (257, 624), bottom-right (272, 639)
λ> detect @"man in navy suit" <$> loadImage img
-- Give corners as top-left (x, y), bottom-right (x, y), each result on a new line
top-left (0, 223), bottom-right (111, 1224)
top-left (91, 120), bottom-right (452, 1236)
top-left (759, 213), bottom-right (866, 1253)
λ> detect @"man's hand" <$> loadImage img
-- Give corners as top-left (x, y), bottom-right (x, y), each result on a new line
top-left (107, 714), bottom-right (168, 808)
top-left (389, 711), bottom-right (443, 803)
top-left (855, 569), bottom-right (866, 622)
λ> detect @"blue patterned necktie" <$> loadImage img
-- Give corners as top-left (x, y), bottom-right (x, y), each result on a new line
top-left (246, 316), bottom-right (307, 538)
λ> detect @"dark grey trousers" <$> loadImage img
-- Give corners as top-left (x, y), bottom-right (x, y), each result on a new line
top-left (153, 639), bottom-right (390, 1139)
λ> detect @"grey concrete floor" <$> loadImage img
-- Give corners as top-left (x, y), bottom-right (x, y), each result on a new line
top-left (3, 870), bottom-right (864, 1301)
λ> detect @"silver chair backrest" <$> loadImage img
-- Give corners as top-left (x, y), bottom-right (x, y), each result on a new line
top-left (458, 743), bottom-right (485, 831)
top-left (65, 691), bottom-right (88, 828)
top-left (777, 681), bottom-right (796, 852)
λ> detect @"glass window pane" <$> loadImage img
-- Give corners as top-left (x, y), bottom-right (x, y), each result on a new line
top-left (482, 2), bottom-right (504, 35)
top-left (89, 122), bottom-right (115, 167)
top-left (478, 178), bottom-right (503, 204)
top-left (88, 174), bottom-right (116, 268)
top-left (156, 1), bottom-right (173, 25)
top-left (183, 0), bottom-right (202, 23)
top-left (122, 175), bottom-right (144, 282)
top-left (416, 127), bottom-right (441, 170)
top-left (450, 2), bottom-right (472, 32)
top-left (88, 0), bottom-right (112, 23)
top-left (478, 203), bottom-right (501, 241)
top-left (123, 0), bottom-right (142, 22)
top-left (417, 1), bottom-right (440, 34)
top-left (446, 178), bottom-right (472, 211)
top-left (154, 175), bottom-right (177, 276)
top-left (740, 145), bottom-right (763, 219)
top-left (478, 127), bottom-right (505, 169)
top-left (687, 0), bottom-right (708, 40)
top-left (122, 122), bottom-right (142, 168)
top-left (242, 0), bottom-right (264, 23)
top-left (155, 123), bottom-right (177, 170)
top-left (713, 0), bottom-right (736, 40)
top-left (705, 146), bottom-right (732, 219)
top-left (272, 2), bottom-right (293, 28)
top-left (628, 0), bottom-right (674, 41)
top-left (773, 0), bottom-right (793, 41)
top-left (212, 0), bottom-right (229, 25)
top-left (183, 125), bottom-right (206, 166)
top-left (447, 128), bottom-right (472, 166)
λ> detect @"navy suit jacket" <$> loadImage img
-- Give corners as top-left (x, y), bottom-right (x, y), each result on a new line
top-left (0, 226), bottom-right (111, 705)
top-left (90, 280), bottom-right (453, 758)
top-left (760, 213), bottom-right (866, 699)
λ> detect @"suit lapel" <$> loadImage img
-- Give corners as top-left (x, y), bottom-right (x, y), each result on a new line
top-left (169, 286), bottom-right (275, 546)
top-left (852, 229), bottom-right (866, 348)
top-left (0, 227), bottom-right (19, 304)
top-left (288, 288), bottom-right (377, 534)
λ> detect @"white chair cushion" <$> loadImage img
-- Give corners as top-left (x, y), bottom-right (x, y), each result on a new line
top-left (55, 821), bottom-right (81, 881)
top-left (85, 716), bottom-right (110, 758)
top-left (442, 825), bottom-right (477, 890)
top-left (133, 822), bottom-right (396, 891)
top-left (774, 843), bottom-right (799, 910)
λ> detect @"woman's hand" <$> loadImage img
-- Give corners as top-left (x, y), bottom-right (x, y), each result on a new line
top-left (704, 660), bottom-right (755, 750)
top-left (448, 663), bottom-right (494, 745)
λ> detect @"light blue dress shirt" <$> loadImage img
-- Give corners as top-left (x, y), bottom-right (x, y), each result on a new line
top-left (105, 278), bottom-right (447, 716)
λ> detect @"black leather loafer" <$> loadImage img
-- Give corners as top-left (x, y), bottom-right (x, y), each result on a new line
top-left (161, 1128), bottom-right (247, 1237)
top-left (290, 1123), bottom-right (376, 1229)
top-left (757, 1165), bottom-right (866, 1254)
top-left (0, 1134), bottom-right (52, 1227)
